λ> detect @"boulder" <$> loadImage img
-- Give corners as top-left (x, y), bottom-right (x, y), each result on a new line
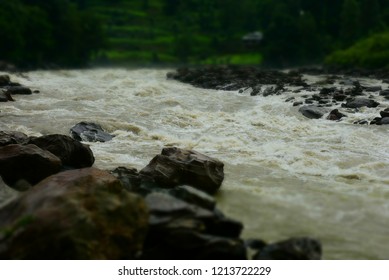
top-left (298, 105), bottom-right (327, 119)
top-left (142, 192), bottom-right (245, 260)
top-left (0, 90), bottom-right (13, 102)
top-left (0, 144), bottom-right (61, 186)
top-left (0, 75), bottom-right (10, 86)
top-left (0, 168), bottom-right (149, 259)
top-left (326, 109), bottom-right (347, 121)
top-left (110, 166), bottom-right (141, 192)
top-left (140, 147), bottom-right (224, 195)
top-left (342, 98), bottom-right (380, 108)
top-left (28, 134), bottom-right (94, 168)
top-left (70, 122), bottom-right (114, 142)
top-left (5, 86), bottom-right (32, 95)
top-left (0, 131), bottom-right (28, 146)
top-left (252, 237), bottom-right (322, 260)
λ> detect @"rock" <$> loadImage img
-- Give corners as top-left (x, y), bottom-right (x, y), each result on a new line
top-left (319, 87), bottom-right (337, 95)
top-left (0, 144), bottom-right (61, 187)
top-left (298, 105), bottom-right (327, 119)
top-left (140, 147), bottom-right (224, 195)
top-left (0, 168), bottom-right (149, 259)
top-left (364, 85), bottom-right (382, 92)
top-left (354, 120), bottom-right (369, 125)
top-left (380, 111), bottom-right (389, 118)
top-left (333, 93), bottom-right (347, 101)
top-left (326, 109), bottom-right (347, 121)
top-left (379, 89), bottom-right (389, 99)
top-left (253, 237), bottom-right (322, 260)
top-left (167, 185), bottom-right (216, 211)
top-left (27, 134), bottom-right (94, 169)
top-left (0, 75), bottom-right (10, 86)
top-left (342, 98), bottom-right (380, 108)
top-left (293, 101), bottom-right (303, 106)
top-left (5, 86), bottom-right (32, 95)
top-left (70, 122), bottom-right (114, 142)
top-left (110, 166), bottom-right (141, 192)
top-left (245, 239), bottom-right (267, 250)
top-left (0, 90), bottom-right (14, 102)
top-left (379, 117), bottom-right (389, 125)
top-left (142, 192), bottom-right (245, 260)
top-left (0, 131), bottom-right (28, 146)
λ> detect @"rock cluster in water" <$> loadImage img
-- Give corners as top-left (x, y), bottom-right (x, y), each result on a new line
top-left (167, 66), bottom-right (389, 125)
top-left (0, 129), bottom-right (321, 259)
top-left (0, 74), bottom-right (35, 102)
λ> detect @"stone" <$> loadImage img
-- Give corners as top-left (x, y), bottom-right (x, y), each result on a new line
top-left (0, 75), bottom-right (10, 86)
top-left (326, 109), bottom-right (347, 121)
top-left (253, 237), bottom-right (322, 260)
top-left (110, 166), bottom-right (141, 192)
top-left (5, 86), bottom-right (32, 95)
top-left (364, 85), bottom-right (382, 92)
top-left (0, 131), bottom-right (28, 146)
top-left (0, 144), bottom-right (61, 186)
top-left (142, 192), bottom-right (245, 260)
top-left (70, 122), bottom-right (114, 142)
top-left (298, 105), bottom-right (327, 119)
top-left (27, 134), bottom-right (94, 169)
top-left (0, 168), bottom-right (148, 259)
top-left (342, 98), bottom-right (380, 108)
top-left (140, 147), bottom-right (224, 195)
top-left (0, 90), bottom-right (14, 102)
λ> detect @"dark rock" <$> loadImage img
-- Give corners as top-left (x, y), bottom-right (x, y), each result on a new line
top-left (70, 122), bottom-right (114, 142)
top-left (33, 90), bottom-right (40, 93)
top-left (354, 120), bottom-right (369, 125)
top-left (298, 106), bottom-right (327, 119)
top-left (0, 131), bottom-right (28, 146)
top-left (380, 111), bottom-right (389, 118)
top-left (27, 134), bottom-right (95, 168)
top-left (304, 99), bottom-right (314, 104)
top-left (0, 75), bottom-right (10, 86)
top-left (140, 147), bottom-right (224, 195)
top-left (379, 89), bottom-right (389, 97)
top-left (327, 109), bottom-right (347, 121)
top-left (285, 97), bottom-right (295, 102)
top-left (245, 239), bottom-right (267, 250)
top-left (333, 93), bottom-right (347, 101)
top-left (253, 237), bottom-right (322, 260)
top-left (293, 101), bottom-right (303, 106)
top-left (342, 98), bottom-right (380, 108)
top-left (5, 86), bottom-right (32, 95)
top-left (168, 185), bottom-right (216, 211)
top-left (0, 168), bottom-right (148, 259)
top-left (363, 85), bottom-right (382, 92)
top-left (370, 117), bottom-right (382, 125)
top-left (379, 117), bottom-right (389, 125)
top-left (0, 144), bottom-right (61, 187)
top-left (0, 90), bottom-right (14, 102)
top-left (110, 166), bottom-right (141, 192)
top-left (142, 192), bottom-right (245, 259)
top-left (319, 87), bottom-right (337, 95)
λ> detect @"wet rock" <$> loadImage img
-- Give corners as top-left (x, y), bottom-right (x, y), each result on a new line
top-left (342, 98), bottom-right (380, 108)
top-left (0, 131), bottom-right (28, 146)
top-left (0, 75), bottom-right (10, 86)
top-left (70, 122), bottom-right (114, 142)
top-left (285, 97), bottom-right (295, 102)
top-left (379, 89), bottom-right (389, 99)
top-left (142, 192), bottom-right (245, 260)
top-left (0, 144), bottom-right (61, 187)
top-left (0, 168), bottom-right (149, 259)
top-left (252, 237), bottom-right (322, 260)
top-left (5, 86), bottom-right (32, 95)
top-left (0, 90), bottom-right (14, 102)
top-left (380, 111), bottom-right (389, 118)
top-left (363, 85), bottom-right (382, 92)
top-left (140, 147), bottom-right (224, 195)
top-left (333, 93), bottom-right (347, 101)
top-left (345, 82), bottom-right (363, 96)
top-left (298, 105), bottom-right (327, 119)
top-left (304, 99), bottom-right (314, 104)
top-left (327, 109), bottom-right (347, 121)
top-left (27, 134), bottom-right (95, 168)
top-left (245, 239), bottom-right (267, 251)
top-left (319, 87), bottom-right (337, 95)
top-left (110, 166), bottom-right (142, 193)
top-left (354, 120), bottom-right (369, 125)
top-left (293, 101), bottom-right (303, 106)
top-left (379, 117), bottom-right (389, 125)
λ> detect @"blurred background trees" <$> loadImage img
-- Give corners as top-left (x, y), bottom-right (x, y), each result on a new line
top-left (1, 0), bottom-right (389, 68)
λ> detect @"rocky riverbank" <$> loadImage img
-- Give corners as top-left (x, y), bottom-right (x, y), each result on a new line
top-left (168, 66), bottom-right (389, 125)
top-left (0, 129), bottom-right (321, 259)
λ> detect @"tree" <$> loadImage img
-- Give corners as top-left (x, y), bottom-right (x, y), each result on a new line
top-left (340, 0), bottom-right (361, 47)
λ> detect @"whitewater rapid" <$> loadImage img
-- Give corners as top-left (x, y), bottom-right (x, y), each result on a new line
top-left (1, 68), bottom-right (389, 259)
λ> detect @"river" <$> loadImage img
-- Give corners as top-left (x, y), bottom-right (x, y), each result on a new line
top-left (1, 68), bottom-right (389, 259)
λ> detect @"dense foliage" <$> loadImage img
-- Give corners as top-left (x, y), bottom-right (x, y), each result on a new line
top-left (1, 0), bottom-right (389, 68)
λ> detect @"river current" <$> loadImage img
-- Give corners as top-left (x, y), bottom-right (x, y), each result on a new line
top-left (1, 68), bottom-right (389, 259)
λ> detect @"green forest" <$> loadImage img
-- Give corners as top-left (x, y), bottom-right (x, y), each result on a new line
top-left (1, 0), bottom-right (389, 68)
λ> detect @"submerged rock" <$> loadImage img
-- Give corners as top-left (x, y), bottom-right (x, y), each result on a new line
top-left (0, 144), bottom-right (61, 187)
top-left (0, 168), bottom-right (149, 259)
top-left (70, 122), bottom-right (114, 142)
top-left (28, 134), bottom-right (94, 168)
top-left (140, 147), bottom-right (224, 195)
top-left (342, 98), bottom-right (379, 108)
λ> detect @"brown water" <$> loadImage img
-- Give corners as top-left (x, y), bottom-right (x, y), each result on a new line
top-left (1, 68), bottom-right (389, 259)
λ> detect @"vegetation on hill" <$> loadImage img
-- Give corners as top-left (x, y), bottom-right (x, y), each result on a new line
top-left (1, 0), bottom-right (389, 68)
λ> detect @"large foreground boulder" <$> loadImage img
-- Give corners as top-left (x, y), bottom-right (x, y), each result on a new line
top-left (0, 144), bottom-right (61, 186)
top-left (140, 147), bottom-right (224, 195)
top-left (0, 168), bottom-right (148, 259)
top-left (28, 134), bottom-right (94, 168)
